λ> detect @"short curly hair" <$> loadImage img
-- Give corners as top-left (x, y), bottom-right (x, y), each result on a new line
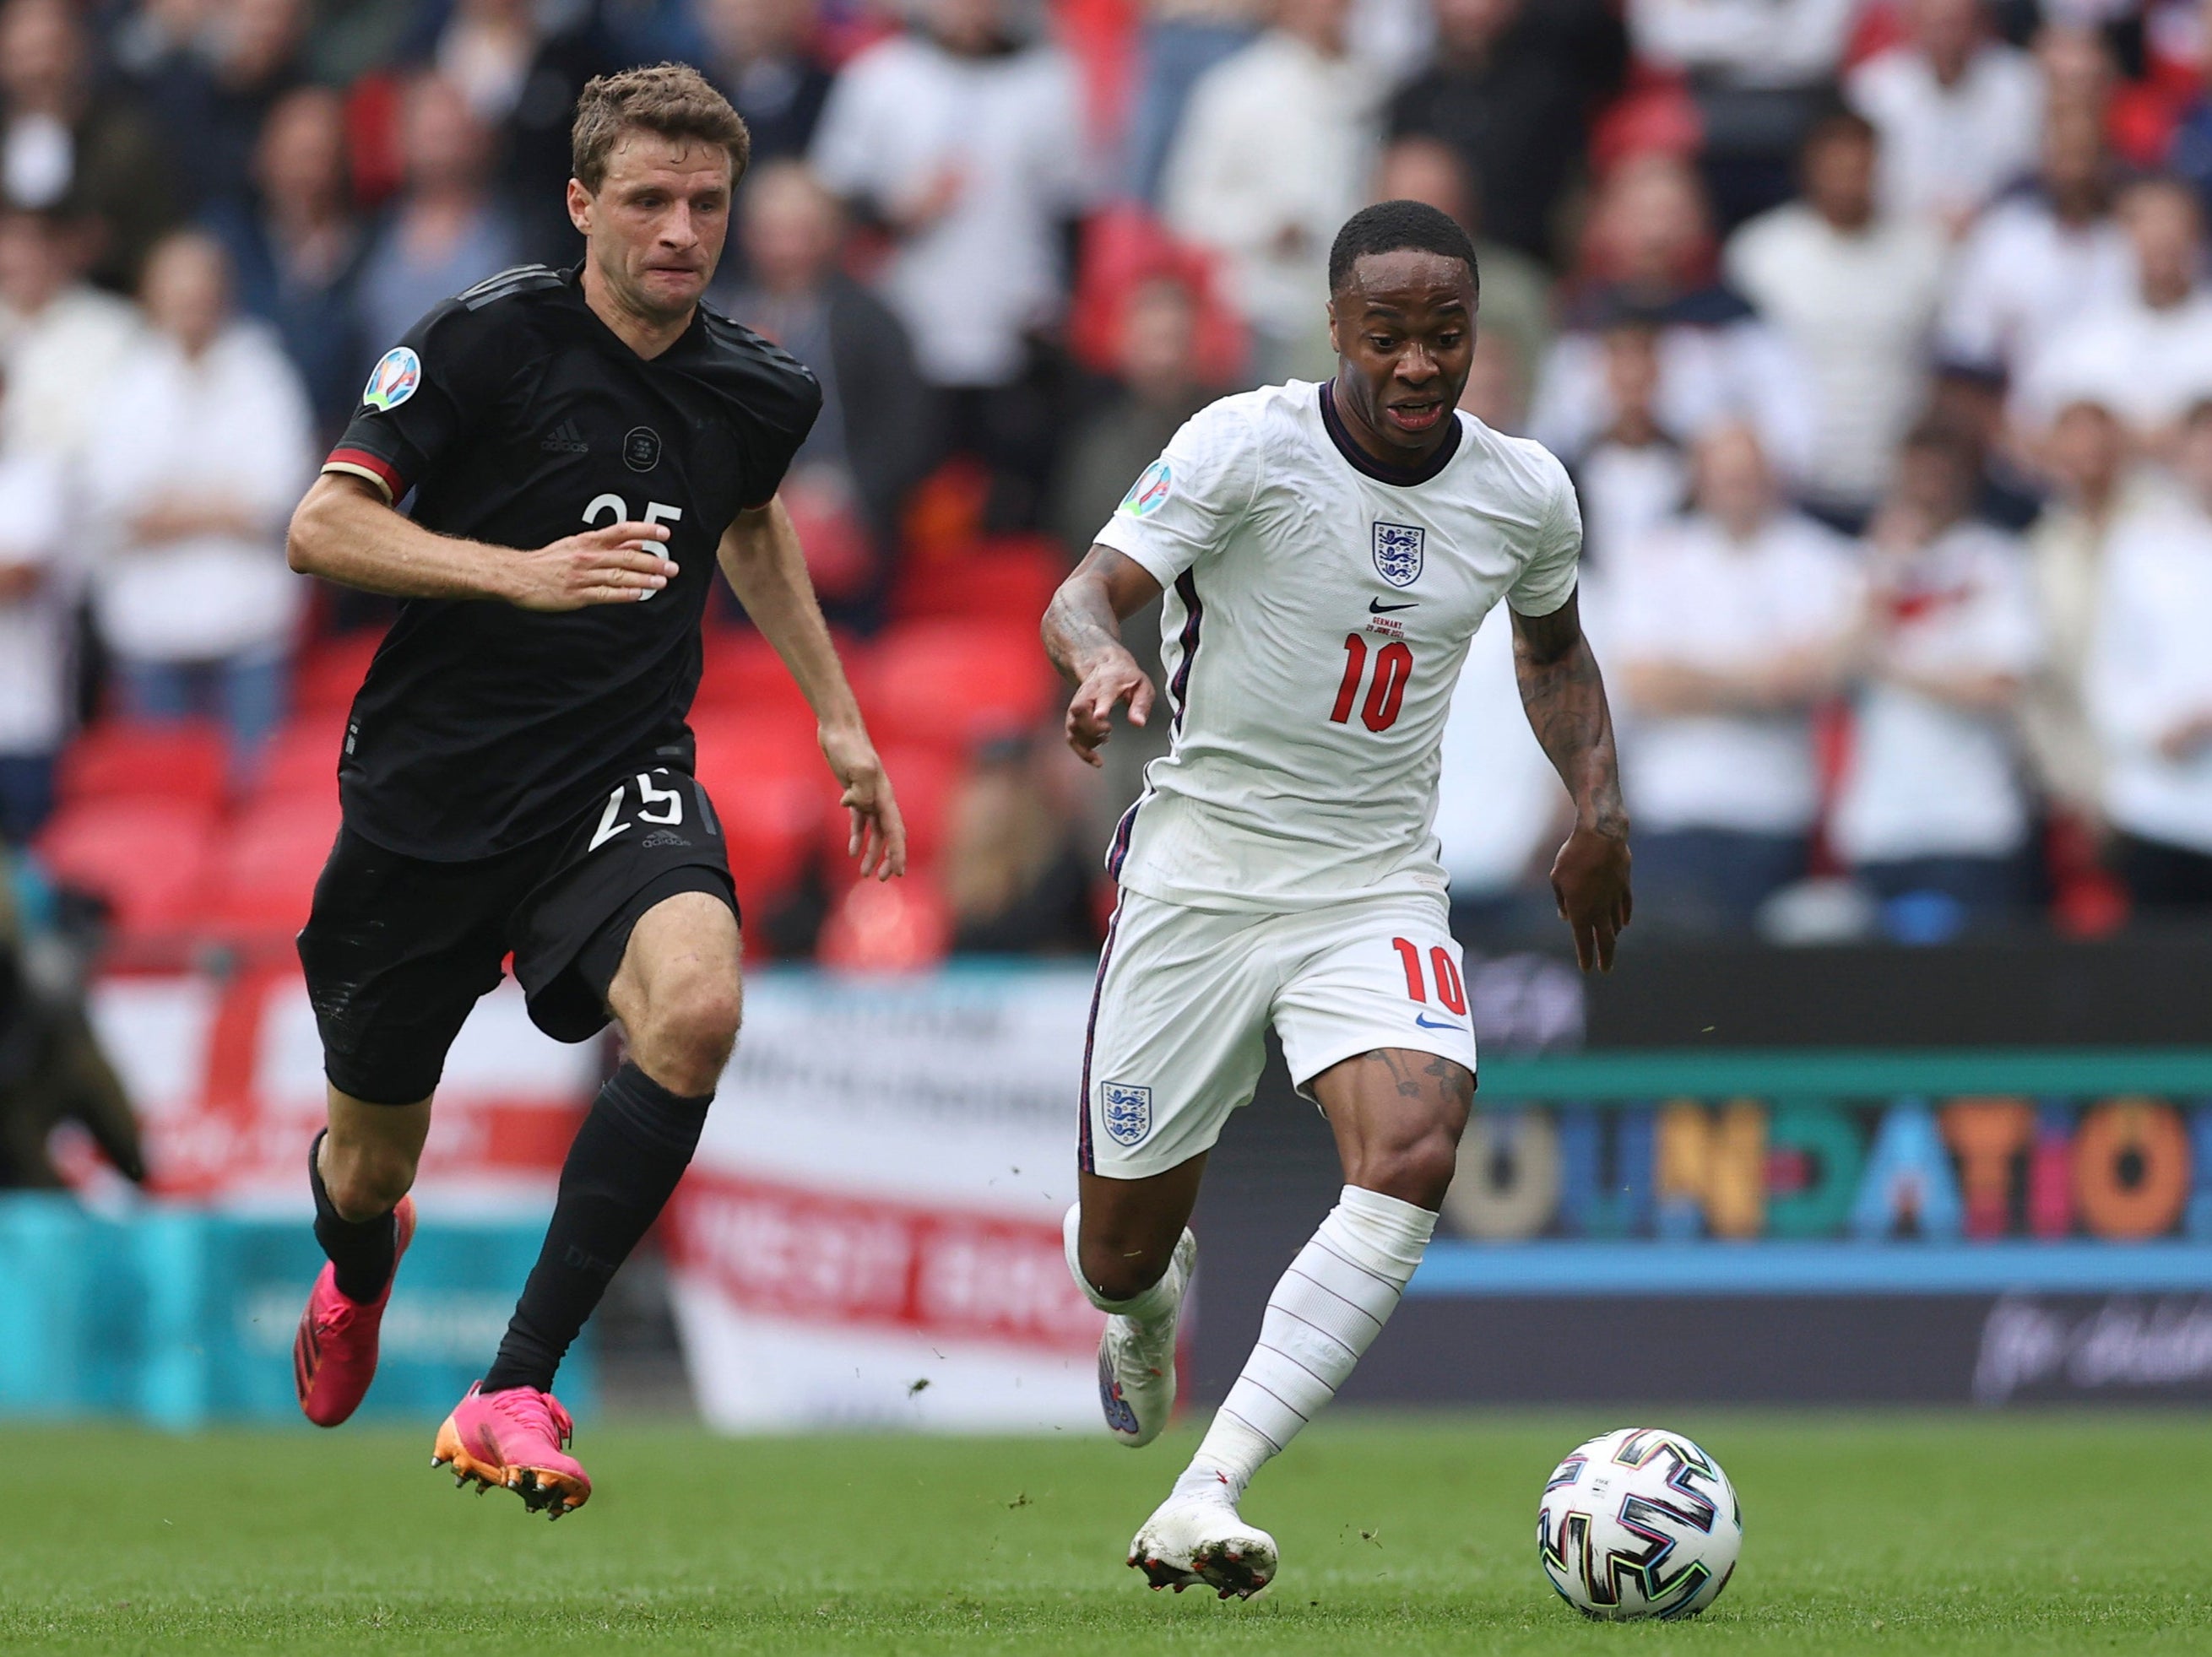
top-left (571, 62), bottom-right (751, 193)
top-left (1328, 199), bottom-right (1479, 295)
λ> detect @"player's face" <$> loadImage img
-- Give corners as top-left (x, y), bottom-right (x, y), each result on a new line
top-left (1328, 250), bottom-right (1477, 459)
top-left (569, 132), bottom-right (734, 322)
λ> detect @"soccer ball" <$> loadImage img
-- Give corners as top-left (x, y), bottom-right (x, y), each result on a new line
top-left (1537, 1427), bottom-right (1742, 1620)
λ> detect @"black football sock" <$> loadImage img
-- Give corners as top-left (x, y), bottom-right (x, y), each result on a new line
top-left (480, 1063), bottom-right (713, 1394)
top-left (308, 1129), bottom-right (400, 1303)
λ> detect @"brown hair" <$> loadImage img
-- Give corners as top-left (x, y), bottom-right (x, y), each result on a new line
top-left (570, 62), bottom-right (751, 193)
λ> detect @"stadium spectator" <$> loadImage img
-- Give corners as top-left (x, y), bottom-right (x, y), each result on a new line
top-left (810, 0), bottom-right (1090, 527)
top-left (944, 732), bottom-right (1100, 955)
top-left (1627, 0), bottom-right (1858, 227)
top-left (0, 0), bottom-right (179, 290)
top-left (133, 0), bottom-right (308, 214)
top-left (203, 86), bottom-right (368, 442)
top-left (1385, 0), bottom-right (1626, 265)
top-left (1531, 155), bottom-right (1814, 484)
top-left (1607, 423), bottom-right (1861, 933)
top-left (1374, 135), bottom-right (1550, 419)
top-left (1436, 604), bottom-right (1571, 944)
top-left (355, 74), bottom-right (521, 364)
top-left (0, 206), bottom-right (142, 465)
top-left (2023, 395), bottom-right (2166, 831)
top-left (1724, 109), bottom-right (1947, 528)
top-left (1044, 273), bottom-right (1218, 825)
top-left (701, 0), bottom-right (836, 171)
top-left (0, 361), bottom-right (67, 845)
top-left (1565, 322), bottom-right (1689, 575)
top-left (1125, 0), bottom-right (1262, 207)
top-left (1160, 0), bottom-right (1381, 380)
top-left (1831, 422), bottom-right (2042, 929)
top-left (1937, 100), bottom-right (2132, 385)
top-left (721, 161), bottom-right (935, 622)
top-left (1846, 0), bottom-right (2043, 236)
top-left (2018, 178), bottom-right (2212, 451)
top-left (2087, 399), bottom-right (2212, 912)
top-left (84, 231), bottom-right (313, 781)
top-left (418, 0), bottom-right (618, 267)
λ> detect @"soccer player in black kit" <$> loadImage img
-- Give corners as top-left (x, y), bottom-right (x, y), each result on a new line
top-left (284, 64), bottom-right (905, 1517)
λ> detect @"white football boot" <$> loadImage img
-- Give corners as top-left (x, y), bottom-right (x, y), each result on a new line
top-left (1096, 1228), bottom-right (1197, 1448)
top-left (1127, 1473), bottom-right (1279, 1600)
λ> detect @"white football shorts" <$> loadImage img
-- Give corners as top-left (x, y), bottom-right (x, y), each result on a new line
top-left (1079, 887), bottom-right (1479, 1179)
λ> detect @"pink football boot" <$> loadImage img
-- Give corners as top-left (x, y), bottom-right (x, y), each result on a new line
top-left (294, 1194), bottom-right (417, 1427)
top-left (432, 1383), bottom-right (593, 1519)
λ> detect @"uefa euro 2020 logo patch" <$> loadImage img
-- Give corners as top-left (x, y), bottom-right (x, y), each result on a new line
top-left (361, 346), bottom-right (421, 413)
top-left (1373, 521), bottom-right (1425, 587)
top-left (1102, 1081), bottom-right (1152, 1146)
top-left (1120, 459), bottom-right (1172, 518)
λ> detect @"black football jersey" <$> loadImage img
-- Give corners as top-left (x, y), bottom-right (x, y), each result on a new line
top-left (323, 263), bottom-right (821, 860)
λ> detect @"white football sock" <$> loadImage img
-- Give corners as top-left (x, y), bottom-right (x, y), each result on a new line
top-left (1063, 1204), bottom-right (1182, 1324)
top-left (1181, 1185), bottom-right (1436, 1503)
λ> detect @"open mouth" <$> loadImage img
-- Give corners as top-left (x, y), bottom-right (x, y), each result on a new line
top-left (1385, 400), bottom-right (1445, 433)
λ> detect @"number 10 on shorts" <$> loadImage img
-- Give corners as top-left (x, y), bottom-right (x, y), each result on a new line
top-left (1392, 937), bottom-right (1467, 1015)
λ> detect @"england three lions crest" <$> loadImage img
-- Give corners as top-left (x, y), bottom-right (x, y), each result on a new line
top-left (1373, 521), bottom-right (1425, 587)
top-left (1101, 1081), bottom-right (1152, 1146)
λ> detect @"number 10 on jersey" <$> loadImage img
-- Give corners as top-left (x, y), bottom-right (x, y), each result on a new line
top-left (1330, 632), bottom-right (1412, 732)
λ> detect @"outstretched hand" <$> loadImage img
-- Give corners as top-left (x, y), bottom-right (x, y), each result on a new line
top-left (821, 723), bottom-right (907, 880)
top-left (1550, 824), bottom-right (1632, 973)
top-left (1064, 647), bottom-right (1157, 767)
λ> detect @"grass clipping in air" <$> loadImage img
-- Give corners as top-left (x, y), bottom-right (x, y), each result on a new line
top-left (1, 1413), bottom-right (2204, 1654)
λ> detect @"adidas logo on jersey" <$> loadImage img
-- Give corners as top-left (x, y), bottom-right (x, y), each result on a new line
top-left (539, 419), bottom-right (590, 454)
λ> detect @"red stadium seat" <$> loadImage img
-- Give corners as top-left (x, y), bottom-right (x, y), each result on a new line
top-left (692, 631), bottom-right (820, 724)
top-left (37, 799), bottom-right (217, 933)
top-left (890, 535), bottom-right (1065, 627)
top-left (816, 875), bottom-right (952, 971)
top-left (57, 720), bottom-right (228, 810)
top-left (860, 621), bottom-right (1055, 754)
top-left (293, 631), bottom-right (385, 715)
top-left (196, 793), bottom-right (343, 934)
top-left (254, 715), bottom-right (347, 804)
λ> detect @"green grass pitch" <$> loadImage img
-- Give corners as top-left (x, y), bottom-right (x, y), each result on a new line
top-left (2, 1413), bottom-right (2204, 1654)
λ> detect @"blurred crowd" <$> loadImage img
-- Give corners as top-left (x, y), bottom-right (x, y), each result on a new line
top-left (7, 0), bottom-right (2212, 959)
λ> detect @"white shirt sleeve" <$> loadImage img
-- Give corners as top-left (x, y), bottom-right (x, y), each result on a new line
top-left (1090, 398), bottom-right (1264, 588)
top-left (1507, 454), bottom-right (1584, 617)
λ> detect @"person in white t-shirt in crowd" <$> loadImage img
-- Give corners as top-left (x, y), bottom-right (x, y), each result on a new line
top-left (2086, 399), bottom-right (2212, 911)
top-left (85, 230), bottom-right (313, 782)
top-left (1531, 154), bottom-right (1815, 485)
top-left (2019, 178), bottom-right (2212, 452)
top-left (810, 0), bottom-right (1090, 524)
top-left (0, 206), bottom-right (140, 468)
top-left (1725, 109), bottom-right (1949, 529)
top-left (1846, 0), bottom-right (2043, 238)
top-left (1607, 422), bottom-right (1862, 932)
top-left (2022, 394), bottom-right (2171, 838)
top-left (1938, 96), bottom-right (2132, 384)
top-left (1161, 0), bottom-right (1383, 382)
top-left (0, 357), bottom-right (67, 844)
top-left (1830, 421), bottom-right (2041, 929)
top-left (1566, 322), bottom-right (1687, 576)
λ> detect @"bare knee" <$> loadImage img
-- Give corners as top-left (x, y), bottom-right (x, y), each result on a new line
top-left (1079, 1227), bottom-right (1179, 1302)
top-left (1345, 1125), bottom-right (1462, 1211)
top-left (322, 1133), bottom-right (418, 1220)
top-left (631, 976), bottom-right (742, 1097)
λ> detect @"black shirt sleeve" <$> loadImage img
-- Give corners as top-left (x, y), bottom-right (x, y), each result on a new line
top-left (324, 296), bottom-right (516, 502)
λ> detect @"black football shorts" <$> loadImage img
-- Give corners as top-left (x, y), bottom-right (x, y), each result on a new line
top-left (296, 766), bottom-right (738, 1104)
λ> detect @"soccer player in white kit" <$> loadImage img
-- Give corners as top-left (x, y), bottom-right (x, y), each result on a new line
top-left (1043, 202), bottom-right (1634, 1597)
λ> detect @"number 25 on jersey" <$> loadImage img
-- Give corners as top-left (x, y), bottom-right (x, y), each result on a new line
top-left (1330, 632), bottom-right (1412, 732)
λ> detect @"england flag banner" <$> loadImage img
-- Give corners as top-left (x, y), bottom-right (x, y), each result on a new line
top-left (664, 968), bottom-right (1109, 1432)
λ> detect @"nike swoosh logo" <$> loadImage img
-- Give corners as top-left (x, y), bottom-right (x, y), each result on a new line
top-left (1413, 1014), bottom-right (1462, 1031)
top-left (1369, 598), bottom-right (1418, 613)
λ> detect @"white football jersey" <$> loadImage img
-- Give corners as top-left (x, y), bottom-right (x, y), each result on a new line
top-left (1092, 378), bottom-right (1581, 912)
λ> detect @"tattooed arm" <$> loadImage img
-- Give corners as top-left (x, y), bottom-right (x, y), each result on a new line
top-left (1042, 545), bottom-right (1166, 768)
top-left (1511, 591), bottom-right (1633, 972)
